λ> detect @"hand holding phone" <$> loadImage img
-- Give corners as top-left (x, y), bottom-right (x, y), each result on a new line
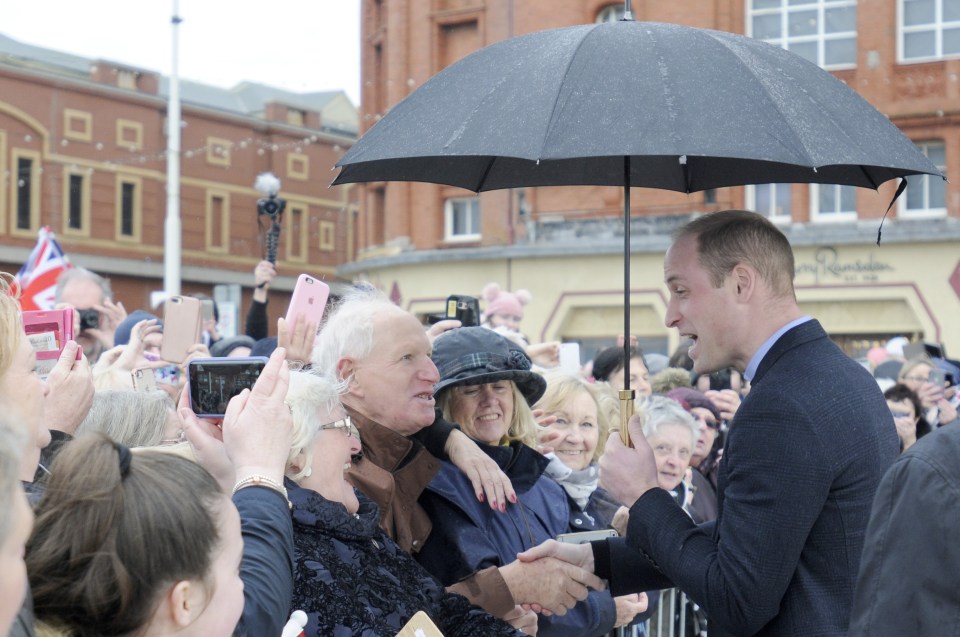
top-left (22, 308), bottom-right (79, 378)
top-left (285, 274), bottom-right (330, 331)
top-left (161, 296), bottom-right (202, 363)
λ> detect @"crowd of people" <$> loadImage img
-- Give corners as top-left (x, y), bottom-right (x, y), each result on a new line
top-left (2, 211), bottom-right (958, 637)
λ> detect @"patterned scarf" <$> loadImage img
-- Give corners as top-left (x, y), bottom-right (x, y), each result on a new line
top-left (543, 453), bottom-right (599, 509)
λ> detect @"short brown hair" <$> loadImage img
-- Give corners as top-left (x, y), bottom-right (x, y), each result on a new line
top-left (27, 433), bottom-right (223, 635)
top-left (676, 210), bottom-right (796, 299)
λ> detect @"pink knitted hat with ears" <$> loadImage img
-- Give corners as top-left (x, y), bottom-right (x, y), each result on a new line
top-left (482, 283), bottom-right (532, 319)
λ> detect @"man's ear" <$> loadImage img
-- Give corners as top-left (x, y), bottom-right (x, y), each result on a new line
top-left (731, 263), bottom-right (757, 302)
top-left (337, 358), bottom-right (360, 395)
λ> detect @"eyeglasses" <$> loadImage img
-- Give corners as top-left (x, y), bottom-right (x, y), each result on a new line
top-left (890, 409), bottom-right (914, 420)
top-left (160, 430), bottom-right (186, 446)
top-left (319, 416), bottom-right (360, 440)
top-left (902, 376), bottom-right (928, 383)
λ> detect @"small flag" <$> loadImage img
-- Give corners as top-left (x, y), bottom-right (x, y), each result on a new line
top-left (13, 227), bottom-right (72, 311)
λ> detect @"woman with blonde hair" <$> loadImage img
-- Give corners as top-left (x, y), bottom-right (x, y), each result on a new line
top-left (420, 327), bottom-right (646, 636)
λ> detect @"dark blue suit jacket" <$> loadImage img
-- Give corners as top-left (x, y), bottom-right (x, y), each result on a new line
top-left (595, 319), bottom-right (899, 636)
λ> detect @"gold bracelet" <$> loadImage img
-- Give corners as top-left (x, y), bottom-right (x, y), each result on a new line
top-left (232, 474), bottom-right (292, 510)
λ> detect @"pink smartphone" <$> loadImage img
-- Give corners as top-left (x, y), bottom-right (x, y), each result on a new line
top-left (285, 274), bottom-right (330, 329)
top-left (22, 308), bottom-right (79, 376)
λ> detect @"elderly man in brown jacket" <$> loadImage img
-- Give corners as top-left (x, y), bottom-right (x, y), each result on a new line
top-left (313, 288), bottom-right (603, 629)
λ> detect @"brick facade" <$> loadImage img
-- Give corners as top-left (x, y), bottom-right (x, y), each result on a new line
top-left (0, 44), bottom-right (358, 325)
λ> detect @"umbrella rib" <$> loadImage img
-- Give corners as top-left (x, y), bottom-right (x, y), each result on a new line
top-left (474, 158), bottom-right (498, 192)
top-left (537, 26), bottom-right (599, 160)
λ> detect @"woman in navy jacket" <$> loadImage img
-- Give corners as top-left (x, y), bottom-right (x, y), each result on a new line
top-left (418, 327), bottom-right (632, 637)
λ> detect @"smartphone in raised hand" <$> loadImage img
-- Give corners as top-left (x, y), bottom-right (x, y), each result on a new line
top-left (161, 295), bottom-right (202, 363)
top-left (22, 308), bottom-right (78, 378)
top-left (187, 356), bottom-right (268, 417)
top-left (285, 274), bottom-right (330, 330)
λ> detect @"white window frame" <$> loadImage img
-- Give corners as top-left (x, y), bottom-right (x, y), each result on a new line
top-left (810, 183), bottom-right (858, 222)
top-left (898, 0), bottom-right (960, 62)
top-left (747, 0), bottom-right (858, 69)
top-left (596, 4), bottom-right (626, 22)
top-left (745, 183), bottom-right (793, 223)
top-left (900, 141), bottom-right (947, 218)
top-left (444, 197), bottom-right (481, 242)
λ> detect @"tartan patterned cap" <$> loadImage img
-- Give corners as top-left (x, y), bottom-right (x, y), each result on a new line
top-left (432, 326), bottom-right (546, 406)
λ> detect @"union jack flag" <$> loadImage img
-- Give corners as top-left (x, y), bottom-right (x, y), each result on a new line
top-left (13, 227), bottom-right (72, 311)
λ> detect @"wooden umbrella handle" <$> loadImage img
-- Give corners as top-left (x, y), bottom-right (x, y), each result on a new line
top-left (618, 389), bottom-right (635, 447)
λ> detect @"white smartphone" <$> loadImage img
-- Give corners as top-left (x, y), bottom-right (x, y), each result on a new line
top-left (559, 342), bottom-right (581, 375)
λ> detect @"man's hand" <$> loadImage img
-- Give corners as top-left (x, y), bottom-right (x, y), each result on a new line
top-left (500, 540), bottom-right (604, 615)
top-left (503, 605), bottom-right (539, 635)
top-left (278, 315), bottom-right (317, 366)
top-left (614, 593), bottom-right (648, 627)
top-left (87, 298), bottom-right (127, 349)
top-left (445, 428), bottom-right (516, 511)
top-left (599, 413), bottom-right (659, 506)
top-left (704, 388), bottom-right (741, 422)
top-left (44, 341), bottom-right (93, 435)
top-left (515, 538), bottom-right (596, 573)
top-left (610, 505), bottom-right (630, 537)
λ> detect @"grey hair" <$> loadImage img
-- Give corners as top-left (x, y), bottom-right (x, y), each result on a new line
top-left (639, 395), bottom-right (699, 446)
top-left (77, 390), bottom-right (176, 447)
top-left (0, 419), bottom-right (26, 541)
top-left (285, 370), bottom-right (350, 481)
top-left (54, 266), bottom-right (113, 303)
top-left (312, 284), bottom-right (403, 381)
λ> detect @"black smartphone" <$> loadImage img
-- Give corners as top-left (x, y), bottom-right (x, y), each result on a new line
top-left (445, 294), bottom-right (480, 327)
top-left (187, 356), bottom-right (268, 417)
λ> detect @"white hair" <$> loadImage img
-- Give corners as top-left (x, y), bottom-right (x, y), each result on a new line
top-left (639, 395), bottom-right (699, 446)
top-left (311, 285), bottom-right (403, 381)
top-left (285, 370), bottom-right (350, 481)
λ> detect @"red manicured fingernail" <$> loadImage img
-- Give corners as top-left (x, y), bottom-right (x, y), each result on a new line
top-left (478, 492), bottom-right (485, 503)
top-left (500, 502), bottom-right (507, 513)
top-left (509, 494), bottom-right (517, 503)
top-left (491, 500), bottom-right (498, 509)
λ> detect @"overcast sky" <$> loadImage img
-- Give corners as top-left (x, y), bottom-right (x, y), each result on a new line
top-left (4, 1), bottom-right (362, 104)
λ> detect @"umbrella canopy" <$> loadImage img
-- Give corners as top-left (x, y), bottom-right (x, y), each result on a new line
top-left (332, 18), bottom-right (944, 444)
top-left (334, 20), bottom-right (943, 192)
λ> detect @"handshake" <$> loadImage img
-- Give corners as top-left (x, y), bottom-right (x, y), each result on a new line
top-left (502, 539), bottom-right (601, 615)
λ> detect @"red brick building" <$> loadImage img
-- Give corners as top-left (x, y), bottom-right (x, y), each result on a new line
top-left (0, 33), bottom-right (359, 330)
top-left (344, 0), bottom-right (960, 359)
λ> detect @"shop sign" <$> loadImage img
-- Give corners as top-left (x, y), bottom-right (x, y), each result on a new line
top-left (794, 247), bottom-right (894, 284)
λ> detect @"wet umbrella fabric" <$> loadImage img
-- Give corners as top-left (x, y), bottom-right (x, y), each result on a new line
top-left (331, 19), bottom-right (943, 443)
top-left (333, 20), bottom-right (943, 192)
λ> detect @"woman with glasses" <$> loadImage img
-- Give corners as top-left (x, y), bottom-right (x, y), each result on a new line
top-left (283, 370), bottom-right (524, 637)
top-left (898, 355), bottom-right (958, 428)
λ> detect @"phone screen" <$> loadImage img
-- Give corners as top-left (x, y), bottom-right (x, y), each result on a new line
top-left (188, 357), bottom-right (267, 417)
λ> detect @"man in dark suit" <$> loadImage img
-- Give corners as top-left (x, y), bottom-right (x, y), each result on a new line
top-left (520, 211), bottom-right (899, 636)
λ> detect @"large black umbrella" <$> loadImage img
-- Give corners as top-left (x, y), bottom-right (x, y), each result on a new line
top-left (333, 13), bottom-right (943, 443)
